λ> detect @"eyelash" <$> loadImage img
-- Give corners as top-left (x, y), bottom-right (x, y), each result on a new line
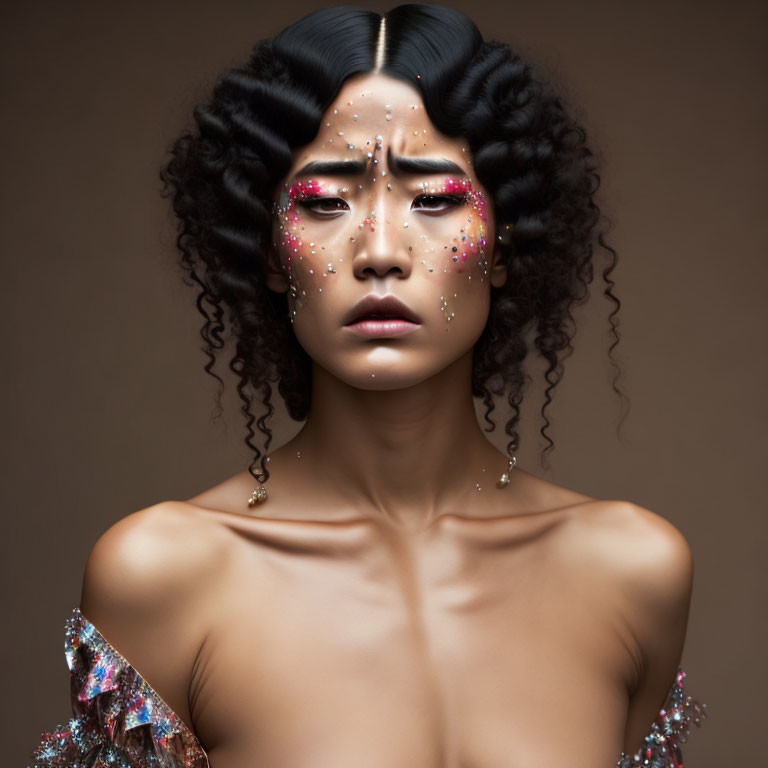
top-left (295, 193), bottom-right (467, 216)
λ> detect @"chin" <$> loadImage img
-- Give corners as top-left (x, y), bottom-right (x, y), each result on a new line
top-left (315, 347), bottom-right (472, 392)
top-left (345, 371), bottom-right (433, 391)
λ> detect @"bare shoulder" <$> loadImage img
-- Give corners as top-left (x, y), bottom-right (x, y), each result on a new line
top-left (81, 501), bottom-right (228, 618)
top-left (567, 500), bottom-right (694, 692)
top-left (564, 500), bottom-right (694, 607)
top-left (78, 501), bottom-right (230, 727)
top-left (576, 500), bottom-right (693, 593)
top-left (574, 502), bottom-right (698, 753)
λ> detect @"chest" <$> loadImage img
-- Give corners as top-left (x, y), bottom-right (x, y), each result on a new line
top-left (191, 518), bottom-right (637, 767)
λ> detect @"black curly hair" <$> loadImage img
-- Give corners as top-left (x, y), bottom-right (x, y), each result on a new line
top-left (159, 4), bottom-right (626, 487)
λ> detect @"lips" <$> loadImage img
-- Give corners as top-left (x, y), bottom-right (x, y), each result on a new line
top-left (343, 294), bottom-right (422, 325)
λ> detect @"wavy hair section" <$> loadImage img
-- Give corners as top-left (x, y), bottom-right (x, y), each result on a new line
top-left (159, 4), bottom-right (627, 483)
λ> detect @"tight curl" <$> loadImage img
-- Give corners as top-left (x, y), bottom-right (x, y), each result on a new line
top-left (159, 4), bottom-right (626, 486)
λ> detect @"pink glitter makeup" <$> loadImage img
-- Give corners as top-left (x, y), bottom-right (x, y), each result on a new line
top-left (285, 179), bottom-right (329, 221)
top-left (442, 177), bottom-right (488, 222)
top-left (277, 179), bottom-right (335, 276)
top-left (418, 177), bottom-right (489, 270)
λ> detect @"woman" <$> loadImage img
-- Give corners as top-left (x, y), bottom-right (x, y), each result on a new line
top-left (28, 5), bottom-right (707, 767)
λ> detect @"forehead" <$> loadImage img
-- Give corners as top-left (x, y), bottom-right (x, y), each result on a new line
top-left (286, 72), bottom-right (471, 174)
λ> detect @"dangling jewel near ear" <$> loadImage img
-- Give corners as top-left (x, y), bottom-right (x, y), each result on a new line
top-left (247, 457), bottom-right (269, 507)
top-left (496, 455), bottom-right (517, 488)
top-left (248, 485), bottom-right (268, 506)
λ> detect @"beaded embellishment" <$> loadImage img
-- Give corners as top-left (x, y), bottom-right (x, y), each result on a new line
top-left (616, 668), bottom-right (708, 767)
top-left (28, 607), bottom-right (208, 767)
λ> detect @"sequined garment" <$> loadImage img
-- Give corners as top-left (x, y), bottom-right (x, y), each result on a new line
top-left (28, 608), bottom-right (208, 767)
top-left (616, 668), bottom-right (708, 768)
top-left (28, 607), bottom-right (707, 767)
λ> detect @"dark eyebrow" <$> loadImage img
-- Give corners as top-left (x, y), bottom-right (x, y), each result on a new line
top-left (388, 147), bottom-right (466, 176)
top-left (292, 148), bottom-right (467, 179)
top-left (294, 158), bottom-right (368, 178)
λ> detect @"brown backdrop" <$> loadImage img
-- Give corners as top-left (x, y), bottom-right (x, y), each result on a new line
top-left (3, 1), bottom-right (765, 764)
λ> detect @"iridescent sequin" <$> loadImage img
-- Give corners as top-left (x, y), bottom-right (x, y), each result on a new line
top-left (28, 607), bottom-right (706, 767)
top-left (28, 607), bottom-right (208, 767)
top-left (617, 668), bottom-right (708, 768)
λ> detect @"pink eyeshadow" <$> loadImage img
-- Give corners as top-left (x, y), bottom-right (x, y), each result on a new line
top-left (277, 180), bottom-right (330, 274)
top-left (428, 177), bottom-right (489, 224)
top-left (284, 179), bottom-right (329, 224)
top-left (428, 178), bottom-right (488, 267)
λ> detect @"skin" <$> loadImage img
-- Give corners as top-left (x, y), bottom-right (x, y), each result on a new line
top-left (78, 73), bottom-right (695, 767)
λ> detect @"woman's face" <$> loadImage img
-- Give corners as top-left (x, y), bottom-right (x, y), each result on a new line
top-left (267, 72), bottom-right (507, 390)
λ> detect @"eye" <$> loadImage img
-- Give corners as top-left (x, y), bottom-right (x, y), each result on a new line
top-left (296, 196), bottom-right (349, 217)
top-left (412, 193), bottom-right (466, 214)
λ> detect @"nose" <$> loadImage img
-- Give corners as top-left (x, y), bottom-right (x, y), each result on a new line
top-left (351, 197), bottom-right (413, 281)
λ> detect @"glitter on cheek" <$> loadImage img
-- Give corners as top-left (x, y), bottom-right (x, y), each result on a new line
top-left (443, 220), bottom-right (486, 275)
top-left (466, 190), bottom-right (490, 282)
top-left (274, 178), bottom-right (341, 321)
top-left (439, 293), bottom-right (458, 327)
top-left (432, 179), bottom-right (489, 277)
top-left (370, 172), bottom-right (492, 283)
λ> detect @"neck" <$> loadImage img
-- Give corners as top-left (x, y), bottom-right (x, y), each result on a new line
top-left (288, 350), bottom-right (510, 527)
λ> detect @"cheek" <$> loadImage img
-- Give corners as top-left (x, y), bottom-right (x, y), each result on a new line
top-left (275, 182), bottom-right (347, 312)
top-left (420, 181), bottom-right (490, 278)
top-left (429, 191), bottom-right (492, 330)
top-left (453, 187), bottom-right (489, 272)
top-left (449, 214), bottom-right (487, 274)
top-left (276, 180), bottom-right (323, 278)
top-left (427, 214), bottom-right (489, 292)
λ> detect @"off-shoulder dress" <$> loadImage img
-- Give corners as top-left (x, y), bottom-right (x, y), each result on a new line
top-left (28, 607), bottom-right (708, 768)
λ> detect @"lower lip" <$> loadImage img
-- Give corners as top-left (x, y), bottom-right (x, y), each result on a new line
top-left (345, 318), bottom-right (421, 337)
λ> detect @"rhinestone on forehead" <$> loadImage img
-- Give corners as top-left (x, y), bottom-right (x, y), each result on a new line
top-left (270, 79), bottom-right (496, 299)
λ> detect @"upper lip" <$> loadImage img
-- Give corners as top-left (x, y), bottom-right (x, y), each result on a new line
top-left (343, 294), bottom-right (422, 325)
